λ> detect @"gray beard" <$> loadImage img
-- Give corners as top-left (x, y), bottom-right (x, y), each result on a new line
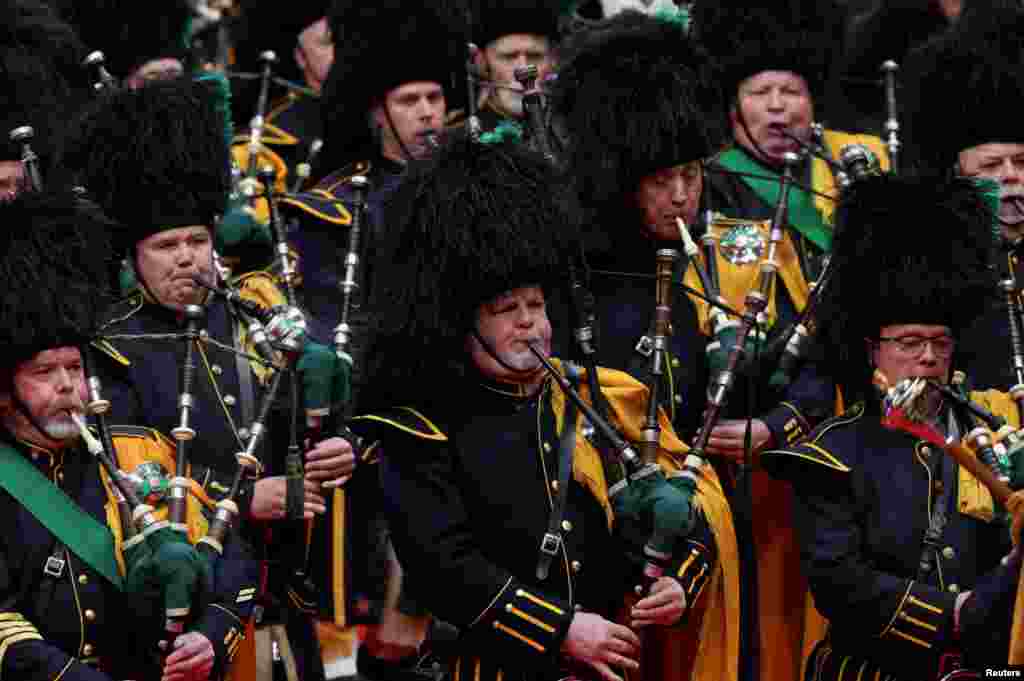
top-left (40, 415), bottom-right (80, 442)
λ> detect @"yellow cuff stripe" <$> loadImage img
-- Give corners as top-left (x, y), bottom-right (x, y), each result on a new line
top-left (0, 613), bottom-right (27, 623)
top-left (907, 595), bottom-right (943, 615)
top-left (515, 589), bottom-right (565, 616)
top-left (900, 613), bottom-right (938, 632)
top-left (493, 622), bottom-right (545, 652)
top-left (889, 628), bottom-right (933, 649)
top-left (508, 606), bottom-right (556, 633)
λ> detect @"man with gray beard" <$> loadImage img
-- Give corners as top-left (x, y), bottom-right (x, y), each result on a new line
top-left (0, 187), bottom-right (257, 681)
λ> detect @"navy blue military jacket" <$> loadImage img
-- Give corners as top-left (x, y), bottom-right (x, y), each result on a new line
top-left (957, 245), bottom-right (1024, 393)
top-left (0, 434), bottom-right (253, 681)
top-left (98, 295), bottom-right (265, 506)
top-left (583, 239), bottom-right (708, 441)
top-left (366, 373), bottom-right (717, 681)
top-left (762, 403), bottom-right (1013, 679)
top-left (281, 155), bottom-right (405, 406)
top-left (699, 157), bottom-right (836, 447)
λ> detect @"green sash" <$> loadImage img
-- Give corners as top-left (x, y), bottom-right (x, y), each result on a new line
top-left (0, 441), bottom-right (124, 590)
top-left (716, 146), bottom-right (833, 252)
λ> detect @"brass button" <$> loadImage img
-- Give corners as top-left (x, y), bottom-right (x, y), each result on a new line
top-left (543, 442), bottom-right (552, 453)
top-left (574, 604), bottom-right (583, 612)
top-left (550, 480), bottom-right (559, 492)
top-left (504, 603), bottom-right (513, 612)
top-left (78, 574), bottom-right (88, 585)
top-left (84, 609), bottom-right (96, 621)
top-left (671, 358), bottom-right (681, 368)
top-left (948, 584), bottom-right (960, 593)
top-left (571, 561), bottom-right (582, 573)
top-left (57, 471), bottom-right (65, 483)
top-left (31, 451), bottom-right (39, 461)
top-left (934, 480), bottom-right (944, 495)
top-left (920, 446), bottom-right (931, 457)
top-left (224, 395), bottom-right (237, 407)
top-left (212, 364), bottom-right (223, 375)
top-left (674, 394), bottom-right (683, 404)
top-left (942, 547), bottom-right (955, 560)
top-left (561, 520), bottom-right (573, 532)
top-left (82, 643), bottom-right (94, 656)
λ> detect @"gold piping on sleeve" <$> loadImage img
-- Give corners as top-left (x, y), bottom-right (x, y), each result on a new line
top-left (508, 606), bottom-right (556, 633)
top-left (516, 590), bottom-right (565, 616)
top-left (888, 628), bottom-right (932, 648)
top-left (907, 595), bottom-right (942, 615)
top-left (900, 613), bottom-right (938, 632)
top-left (493, 622), bottom-right (545, 652)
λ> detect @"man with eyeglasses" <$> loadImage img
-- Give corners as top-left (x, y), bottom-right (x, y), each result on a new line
top-left (908, 1), bottom-right (1024, 394)
top-left (761, 173), bottom-right (1022, 681)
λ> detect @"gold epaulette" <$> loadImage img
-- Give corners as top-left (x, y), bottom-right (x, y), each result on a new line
top-left (277, 161), bottom-right (367, 226)
top-left (350, 407), bottom-right (448, 442)
top-left (231, 121), bottom-right (299, 147)
top-left (761, 403), bottom-right (861, 477)
top-left (94, 292), bottom-right (146, 367)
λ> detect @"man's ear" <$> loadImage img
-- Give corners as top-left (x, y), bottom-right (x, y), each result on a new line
top-left (369, 101), bottom-right (386, 132)
top-left (294, 45), bottom-right (308, 73)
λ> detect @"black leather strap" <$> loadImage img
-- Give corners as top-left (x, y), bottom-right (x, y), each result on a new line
top-left (917, 417), bottom-right (954, 582)
top-left (536, 363), bottom-right (582, 581)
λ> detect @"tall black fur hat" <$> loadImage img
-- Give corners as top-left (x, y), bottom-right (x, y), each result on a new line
top-left (905, 0), bottom-right (1024, 173)
top-left (60, 77), bottom-right (230, 257)
top-left (551, 11), bottom-right (719, 217)
top-left (0, 0), bottom-right (90, 163)
top-left (471, 0), bottom-right (562, 49)
top-left (57, 0), bottom-right (192, 81)
top-left (691, 0), bottom-right (841, 104)
top-left (363, 137), bottom-right (580, 406)
top-left (319, 0), bottom-right (465, 172)
top-left (815, 173), bottom-right (996, 402)
top-left (0, 188), bottom-right (118, 369)
top-left (236, 0), bottom-right (330, 86)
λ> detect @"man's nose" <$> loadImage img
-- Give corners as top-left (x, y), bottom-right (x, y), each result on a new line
top-left (1002, 158), bottom-right (1024, 185)
top-left (55, 367), bottom-right (76, 393)
top-left (670, 176), bottom-right (688, 205)
top-left (174, 244), bottom-right (197, 266)
top-left (766, 89), bottom-right (785, 111)
top-left (919, 341), bottom-right (939, 363)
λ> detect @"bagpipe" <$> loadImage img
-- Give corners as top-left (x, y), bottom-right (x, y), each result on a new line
top-left (695, 56), bottom-right (903, 400)
top-left (874, 371), bottom-right (1024, 678)
top-left (546, 246), bottom-right (732, 681)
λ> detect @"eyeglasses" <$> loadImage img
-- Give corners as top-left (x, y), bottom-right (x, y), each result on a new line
top-left (875, 334), bottom-right (956, 358)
